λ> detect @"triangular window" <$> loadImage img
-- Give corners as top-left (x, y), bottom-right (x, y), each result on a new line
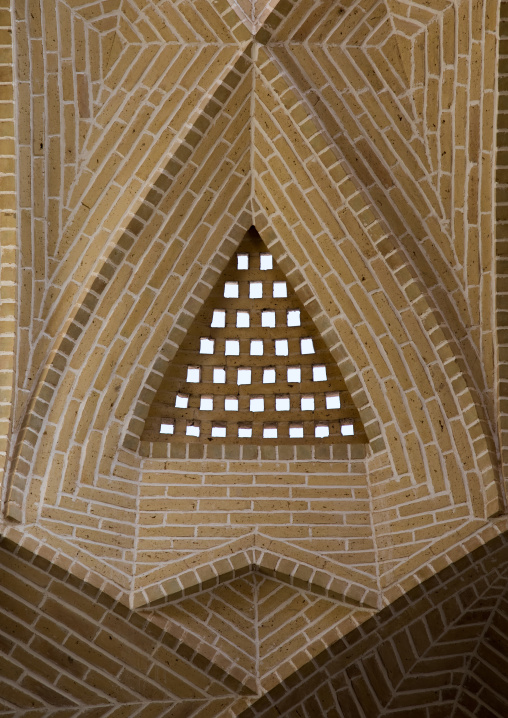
top-left (141, 228), bottom-right (366, 445)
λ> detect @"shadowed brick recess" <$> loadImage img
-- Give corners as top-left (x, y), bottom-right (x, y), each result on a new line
top-left (1, 0), bottom-right (508, 715)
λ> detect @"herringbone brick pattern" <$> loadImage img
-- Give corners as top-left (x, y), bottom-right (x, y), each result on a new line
top-left (1, 0), bottom-right (507, 715)
top-left (145, 571), bottom-right (373, 693)
top-left (241, 533), bottom-right (508, 717)
top-left (2, 533), bottom-right (508, 718)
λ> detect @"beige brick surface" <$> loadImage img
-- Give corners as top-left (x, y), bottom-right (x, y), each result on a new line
top-left (1, 0), bottom-right (507, 714)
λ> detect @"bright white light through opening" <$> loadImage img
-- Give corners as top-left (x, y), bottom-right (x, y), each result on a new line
top-left (315, 424), bottom-right (330, 438)
top-left (213, 367), bottom-right (226, 383)
top-left (301, 396), bottom-right (315, 411)
top-left (275, 339), bottom-right (289, 356)
top-left (238, 426), bottom-right (252, 438)
top-left (200, 337), bottom-right (214, 354)
top-left (275, 396), bottom-right (290, 411)
top-left (287, 310), bottom-right (300, 327)
top-left (200, 396), bottom-right (213, 411)
top-left (237, 368), bottom-right (252, 385)
top-left (313, 365), bottom-right (327, 381)
top-left (236, 311), bottom-right (250, 328)
top-left (273, 281), bottom-right (287, 298)
top-left (250, 396), bottom-right (264, 412)
top-left (301, 338), bottom-right (315, 354)
top-left (341, 423), bottom-right (354, 436)
top-left (326, 393), bottom-right (341, 409)
top-left (289, 425), bottom-right (304, 438)
top-left (211, 425), bottom-right (226, 437)
top-left (263, 368), bottom-right (276, 383)
top-left (187, 366), bottom-right (200, 383)
top-left (186, 423), bottom-right (200, 437)
top-left (225, 339), bottom-right (240, 355)
top-left (250, 339), bottom-right (263, 356)
top-left (237, 254), bottom-right (249, 270)
top-left (262, 310), bottom-right (276, 328)
top-left (211, 309), bottom-right (226, 328)
top-left (160, 422), bottom-right (174, 435)
top-left (287, 367), bottom-right (301, 383)
top-left (225, 396), bottom-right (239, 411)
top-left (260, 254), bottom-right (272, 270)
top-left (250, 281), bottom-right (263, 299)
top-left (175, 394), bottom-right (189, 408)
top-left (263, 426), bottom-right (277, 438)
top-left (224, 281), bottom-right (239, 298)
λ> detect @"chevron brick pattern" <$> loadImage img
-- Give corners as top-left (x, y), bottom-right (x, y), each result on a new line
top-left (1, 0), bottom-right (507, 715)
top-left (145, 571), bottom-right (372, 693)
top-left (2, 533), bottom-right (508, 718)
top-left (242, 532), bottom-right (508, 718)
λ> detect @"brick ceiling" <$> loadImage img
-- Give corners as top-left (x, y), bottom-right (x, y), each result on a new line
top-left (1, 0), bottom-right (507, 715)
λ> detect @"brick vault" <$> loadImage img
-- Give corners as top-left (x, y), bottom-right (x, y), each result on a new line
top-left (1, 0), bottom-right (508, 715)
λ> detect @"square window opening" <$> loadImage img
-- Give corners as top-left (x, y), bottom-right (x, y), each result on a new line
top-left (287, 366), bottom-right (301, 383)
top-left (225, 396), bottom-right (239, 411)
top-left (250, 396), bottom-right (265, 412)
top-left (275, 339), bottom-right (289, 356)
top-left (225, 339), bottom-right (240, 355)
top-left (275, 396), bottom-right (290, 411)
top-left (224, 281), bottom-right (239, 298)
top-left (200, 337), bottom-right (215, 354)
top-left (313, 365), bottom-right (327, 381)
top-left (287, 309), bottom-right (300, 327)
top-left (250, 281), bottom-right (263, 299)
top-left (237, 311), bottom-right (250, 328)
top-left (326, 392), bottom-right (341, 409)
top-left (263, 368), bottom-right (276, 384)
top-left (187, 366), bottom-right (201, 383)
top-left (301, 395), bottom-right (315, 411)
top-left (160, 422), bottom-right (174, 435)
top-left (186, 423), bottom-right (200, 437)
top-left (237, 254), bottom-right (249, 270)
top-left (200, 396), bottom-right (214, 411)
top-left (213, 367), bottom-right (226, 383)
top-left (301, 338), bottom-right (315, 354)
top-left (211, 309), bottom-right (226, 328)
top-left (273, 281), bottom-right (287, 298)
top-left (250, 339), bottom-right (264, 356)
top-left (237, 368), bottom-right (252, 385)
top-left (175, 393), bottom-right (189, 408)
top-left (262, 310), bottom-right (276, 328)
top-left (260, 253), bottom-right (273, 270)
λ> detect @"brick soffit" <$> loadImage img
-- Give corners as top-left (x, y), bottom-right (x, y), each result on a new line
top-left (0, 0), bottom-right (506, 655)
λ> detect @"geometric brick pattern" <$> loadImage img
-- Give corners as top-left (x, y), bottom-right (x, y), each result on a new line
top-left (1, 0), bottom-right (508, 714)
top-left (144, 572), bottom-right (373, 694)
top-left (141, 227), bottom-right (367, 445)
top-left (240, 531), bottom-right (508, 718)
top-left (2, 532), bottom-right (508, 718)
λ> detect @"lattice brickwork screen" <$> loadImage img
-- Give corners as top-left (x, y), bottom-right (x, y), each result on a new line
top-left (141, 228), bottom-right (366, 445)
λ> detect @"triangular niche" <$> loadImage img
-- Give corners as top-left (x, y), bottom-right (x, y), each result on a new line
top-left (141, 227), bottom-right (367, 445)
top-left (143, 571), bottom-right (372, 694)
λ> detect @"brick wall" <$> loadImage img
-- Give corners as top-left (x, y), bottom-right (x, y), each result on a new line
top-left (1, 0), bottom-right (508, 714)
top-left (1, 531), bottom-right (507, 717)
top-left (241, 532), bottom-right (508, 718)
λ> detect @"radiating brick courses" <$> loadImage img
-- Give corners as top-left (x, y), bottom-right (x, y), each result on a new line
top-left (1, 0), bottom-right (508, 714)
